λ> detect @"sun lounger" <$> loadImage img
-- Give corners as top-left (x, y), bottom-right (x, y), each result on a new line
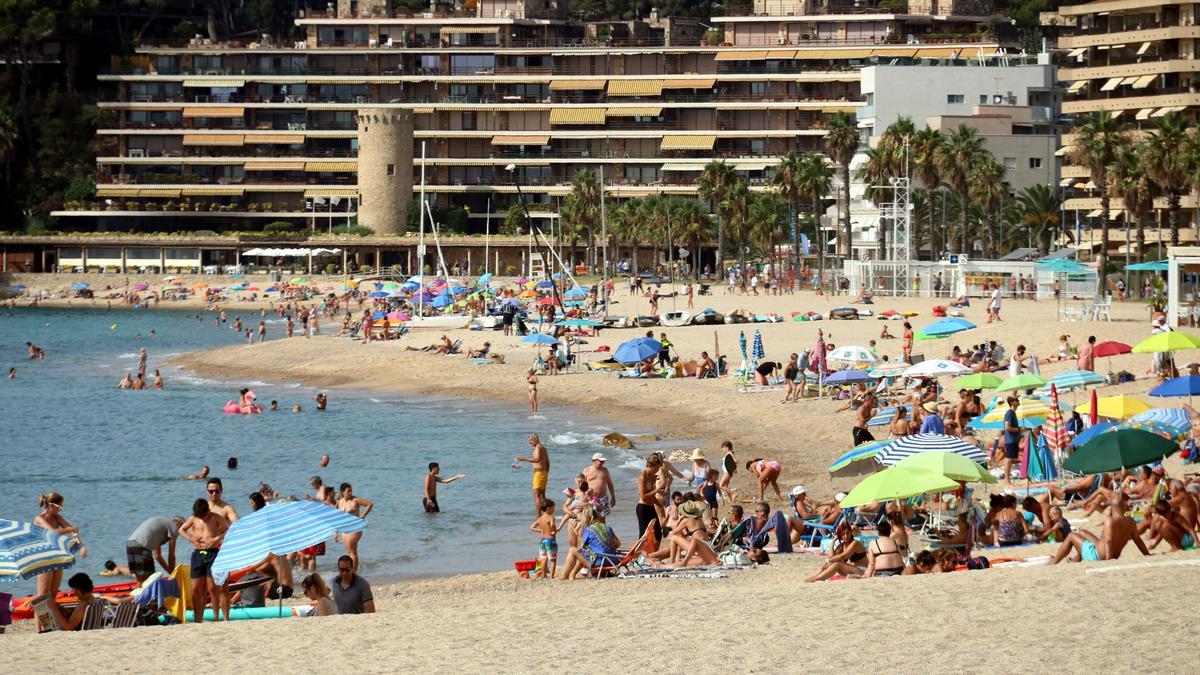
top-left (588, 523), bottom-right (655, 578)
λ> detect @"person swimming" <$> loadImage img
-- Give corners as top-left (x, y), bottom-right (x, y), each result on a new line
top-left (185, 465), bottom-right (210, 480)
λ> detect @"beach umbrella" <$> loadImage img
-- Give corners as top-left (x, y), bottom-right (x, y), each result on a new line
top-left (212, 502), bottom-right (367, 586)
top-left (915, 317), bottom-right (976, 340)
top-left (536, 280), bottom-right (555, 290)
top-left (893, 451), bottom-right (997, 484)
top-left (537, 296), bottom-right (560, 306)
top-left (954, 373), bottom-right (1003, 390)
top-left (824, 369), bottom-right (874, 384)
top-left (515, 277), bottom-right (529, 284)
top-left (1037, 369), bottom-right (1105, 394)
top-left (1088, 388), bottom-right (1098, 426)
top-left (975, 397), bottom-right (1067, 429)
top-left (71, 282), bottom-right (89, 290)
top-left (1117, 419), bottom-right (1188, 443)
top-left (902, 359), bottom-right (972, 379)
top-left (386, 311), bottom-right (410, 322)
top-left (521, 333), bottom-right (559, 346)
top-left (1132, 331), bottom-right (1200, 354)
top-left (478, 272), bottom-right (493, 284)
top-left (564, 287), bottom-right (588, 298)
top-left (828, 440), bottom-right (891, 478)
top-left (1070, 421), bottom-right (1118, 447)
top-left (867, 404), bottom-right (910, 427)
top-left (1092, 340), bottom-right (1132, 372)
top-left (1042, 383), bottom-right (1071, 474)
top-left (1126, 260), bottom-right (1169, 271)
top-left (839, 466), bottom-right (961, 508)
top-left (828, 345), bottom-right (878, 364)
top-left (9, 284), bottom-right (24, 290)
top-left (132, 283), bottom-right (149, 291)
top-left (1064, 429), bottom-right (1178, 474)
top-left (876, 433), bottom-right (989, 466)
top-left (0, 519), bottom-right (81, 583)
top-left (868, 362), bottom-right (911, 378)
top-left (518, 289), bottom-right (538, 299)
top-left (1074, 394), bottom-right (1151, 420)
top-left (1128, 407), bottom-right (1192, 432)
top-left (369, 291), bottom-right (388, 298)
top-left (555, 319), bottom-right (604, 328)
top-left (1028, 430), bottom-right (1058, 481)
top-left (738, 330), bottom-right (749, 377)
top-left (431, 294), bottom-right (454, 308)
top-left (751, 329), bottom-right (765, 361)
top-left (614, 337), bottom-right (662, 364)
top-left (1150, 375), bottom-right (1200, 408)
top-left (996, 373), bottom-right (1047, 392)
top-left (290, 277), bottom-right (310, 285)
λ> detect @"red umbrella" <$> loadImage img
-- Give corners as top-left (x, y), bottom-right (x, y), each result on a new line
top-left (1043, 383), bottom-right (1071, 470)
top-left (1089, 388), bottom-right (1098, 426)
top-left (537, 296), bottom-right (559, 305)
top-left (1093, 340), bottom-right (1132, 373)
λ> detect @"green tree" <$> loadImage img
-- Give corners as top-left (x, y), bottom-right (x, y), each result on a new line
top-left (772, 151), bottom-right (804, 285)
top-left (749, 191), bottom-right (789, 273)
top-left (795, 153), bottom-right (832, 286)
top-left (1016, 184), bottom-right (1064, 257)
top-left (698, 160), bottom-right (737, 272)
top-left (1072, 110), bottom-right (1126, 290)
top-left (670, 198), bottom-right (715, 279)
top-left (1109, 142), bottom-right (1158, 263)
top-left (501, 203), bottom-right (525, 235)
top-left (911, 126), bottom-right (944, 258)
top-left (1144, 112), bottom-right (1192, 246)
top-left (936, 124), bottom-right (989, 254)
top-left (719, 179), bottom-right (751, 288)
top-left (825, 111), bottom-right (859, 257)
top-left (968, 156), bottom-right (1007, 257)
top-left (565, 169), bottom-right (601, 273)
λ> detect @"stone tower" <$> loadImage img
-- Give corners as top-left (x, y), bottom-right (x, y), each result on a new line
top-left (355, 109), bottom-right (413, 235)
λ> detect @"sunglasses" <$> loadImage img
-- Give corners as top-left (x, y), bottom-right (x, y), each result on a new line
top-left (338, 567), bottom-right (352, 573)
top-left (207, 489), bottom-right (221, 494)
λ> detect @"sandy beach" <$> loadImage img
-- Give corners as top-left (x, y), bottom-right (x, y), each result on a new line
top-left (7, 279), bottom-right (1200, 669)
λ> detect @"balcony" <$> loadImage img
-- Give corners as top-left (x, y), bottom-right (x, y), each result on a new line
top-left (722, 1), bottom-right (907, 17)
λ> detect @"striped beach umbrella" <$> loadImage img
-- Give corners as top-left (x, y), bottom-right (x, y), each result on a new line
top-left (751, 329), bottom-right (765, 361)
top-left (1128, 407), bottom-right (1192, 432)
top-left (1038, 369), bottom-right (1106, 394)
top-left (0, 519), bottom-right (81, 582)
top-left (867, 404), bottom-right (910, 427)
top-left (211, 502), bottom-right (367, 585)
top-left (1042, 384), bottom-right (1071, 474)
top-left (869, 362), bottom-right (911, 378)
top-left (828, 440), bottom-right (892, 478)
top-left (876, 433), bottom-right (989, 466)
top-left (977, 396), bottom-right (1069, 428)
top-left (1117, 419), bottom-right (1188, 443)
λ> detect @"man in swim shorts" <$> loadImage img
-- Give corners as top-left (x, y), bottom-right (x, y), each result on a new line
top-left (515, 434), bottom-right (551, 513)
top-left (1051, 493), bottom-right (1150, 564)
top-left (179, 499), bottom-right (229, 623)
top-left (125, 515), bottom-right (184, 583)
top-left (423, 462), bottom-right (465, 513)
top-left (583, 453), bottom-right (616, 516)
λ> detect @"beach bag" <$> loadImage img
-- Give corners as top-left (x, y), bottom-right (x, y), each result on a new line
top-left (719, 549), bottom-right (752, 566)
top-left (965, 556), bottom-right (990, 570)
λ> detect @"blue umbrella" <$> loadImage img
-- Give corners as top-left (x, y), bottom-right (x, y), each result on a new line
top-left (402, 281), bottom-right (420, 291)
top-left (478, 273), bottom-right (493, 284)
top-left (564, 287), bottom-right (588, 298)
top-left (10, 284), bottom-right (25, 290)
top-left (1126, 260), bottom-right (1168, 271)
top-left (522, 333), bottom-right (558, 345)
top-left (0, 519), bottom-right (81, 583)
top-left (536, 280), bottom-right (555, 289)
top-left (555, 319), bottom-right (604, 327)
top-left (372, 311), bottom-right (388, 319)
top-left (450, 285), bottom-right (467, 295)
top-left (876, 433), bottom-right (989, 466)
top-left (1151, 375), bottom-right (1200, 399)
top-left (614, 337), bottom-right (662, 364)
top-left (369, 291), bottom-right (387, 298)
top-left (828, 440), bottom-right (892, 478)
top-left (868, 404), bottom-right (910, 427)
top-left (211, 502), bottom-right (367, 585)
top-left (1038, 369), bottom-right (1106, 393)
top-left (751, 329), bottom-right (765, 360)
top-left (824, 369), bottom-right (874, 384)
top-left (1036, 258), bottom-right (1089, 273)
top-left (1128, 407), bottom-right (1192, 432)
top-left (431, 294), bottom-right (454, 308)
top-left (1029, 433), bottom-right (1058, 481)
top-left (919, 317), bottom-right (976, 338)
top-left (72, 282), bottom-right (90, 290)
top-left (1070, 421), bottom-right (1118, 447)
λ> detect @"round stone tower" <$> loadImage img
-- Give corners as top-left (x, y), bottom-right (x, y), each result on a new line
top-left (355, 108), bottom-right (414, 235)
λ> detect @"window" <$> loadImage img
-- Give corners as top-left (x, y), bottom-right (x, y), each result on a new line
top-left (461, 111), bottom-right (476, 130)
top-left (947, 94), bottom-right (964, 104)
top-left (1003, 157), bottom-right (1017, 171)
top-left (1029, 157), bottom-right (1043, 169)
top-left (865, 92), bottom-right (874, 106)
top-left (750, 82), bottom-right (766, 97)
top-left (979, 94), bottom-right (988, 104)
top-left (387, 164), bottom-right (396, 176)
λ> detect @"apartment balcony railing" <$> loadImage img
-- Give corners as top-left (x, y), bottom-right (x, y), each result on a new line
top-left (113, 94), bottom-right (861, 106)
top-left (721, 2), bottom-right (907, 16)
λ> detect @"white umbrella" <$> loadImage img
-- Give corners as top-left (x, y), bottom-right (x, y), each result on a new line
top-left (828, 345), bottom-right (879, 364)
top-left (903, 359), bottom-right (972, 378)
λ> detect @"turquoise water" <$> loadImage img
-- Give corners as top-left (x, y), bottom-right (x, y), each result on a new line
top-left (0, 307), bottom-right (677, 597)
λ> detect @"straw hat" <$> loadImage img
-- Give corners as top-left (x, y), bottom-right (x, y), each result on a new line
top-left (679, 501), bottom-right (707, 519)
top-left (689, 448), bottom-right (706, 461)
top-left (922, 401), bottom-right (939, 413)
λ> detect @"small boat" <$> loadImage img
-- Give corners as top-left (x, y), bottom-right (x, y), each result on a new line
top-left (469, 315), bottom-right (500, 329)
top-left (660, 311), bottom-right (692, 327)
top-left (690, 309), bottom-right (724, 325)
top-left (636, 315), bottom-right (660, 327)
top-left (829, 307), bottom-right (859, 320)
top-left (408, 314), bottom-right (471, 330)
top-left (724, 308), bottom-right (752, 324)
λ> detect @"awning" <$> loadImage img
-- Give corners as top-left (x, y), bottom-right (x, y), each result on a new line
top-left (661, 162), bottom-right (707, 171)
top-left (734, 160), bottom-right (773, 171)
top-left (137, 188), bottom-right (182, 198)
top-left (766, 49), bottom-right (797, 58)
top-left (181, 187), bottom-right (245, 196)
top-left (312, 79), bottom-right (369, 85)
top-left (304, 188), bottom-right (359, 198)
top-left (872, 48), bottom-right (918, 58)
top-left (1130, 74), bottom-right (1156, 89)
top-left (126, 106), bottom-right (182, 111)
top-left (182, 79), bottom-right (246, 87)
top-left (796, 50), bottom-right (831, 59)
top-left (549, 79), bottom-right (605, 91)
top-left (1055, 145), bottom-right (1073, 156)
top-left (549, 108), bottom-right (606, 125)
top-left (95, 187), bottom-right (140, 198)
top-left (660, 134), bottom-right (716, 151)
top-left (439, 26), bottom-right (500, 35)
top-left (491, 135), bottom-right (550, 146)
top-left (714, 50), bottom-right (769, 61)
top-left (413, 107), bottom-right (434, 114)
top-left (182, 134), bottom-right (245, 146)
top-left (244, 185), bottom-right (306, 192)
top-left (244, 134), bottom-right (305, 144)
top-left (605, 106), bottom-right (662, 117)
top-left (1067, 47), bottom-right (1088, 58)
top-left (1099, 77), bottom-right (1122, 91)
top-left (607, 80), bottom-right (663, 97)
top-left (1110, 109), bottom-right (1124, 119)
top-left (304, 161), bottom-right (357, 172)
top-left (829, 49), bottom-right (872, 59)
top-left (182, 106), bottom-right (245, 118)
top-left (915, 47), bottom-right (960, 58)
top-left (1086, 209), bottom-right (1103, 217)
top-left (244, 161), bottom-right (305, 171)
top-left (1137, 41), bottom-right (1152, 55)
top-left (661, 78), bottom-right (715, 89)
top-left (1135, 107), bottom-right (1154, 120)
top-left (1066, 80), bottom-right (1087, 93)
top-left (1150, 107), bottom-right (1173, 117)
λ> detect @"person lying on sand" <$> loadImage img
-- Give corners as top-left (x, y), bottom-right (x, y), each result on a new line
top-left (406, 335), bottom-right (452, 353)
top-left (1051, 493), bottom-right (1150, 564)
top-left (466, 342), bottom-right (491, 358)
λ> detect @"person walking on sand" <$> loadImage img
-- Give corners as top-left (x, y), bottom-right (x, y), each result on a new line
top-left (515, 434), bottom-right (551, 512)
top-left (583, 453), bottom-right (617, 517)
top-left (423, 462), bottom-right (464, 514)
top-left (527, 368), bottom-right (539, 413)
top-left (337, 483), bottom-right (373, 573)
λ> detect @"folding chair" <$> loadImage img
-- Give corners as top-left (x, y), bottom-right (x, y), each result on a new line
top-left (588, 523), bottom-right (655, 578)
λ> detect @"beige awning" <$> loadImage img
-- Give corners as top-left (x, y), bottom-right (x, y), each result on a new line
top-left (1055, 145), bottom-right (1074, 157)
top-left (244, 161), bottom-right (305, 171)
top-left (735, 160), bottom-right (773, 171)
top-left (549, 79), bottom-right (605, 91)
top-left (828, 49), bottom-right (872, 59)
top-left (797, 50), bottom-right (832, 59)
top-left (661, 162), bottom-right (708, 171)
top-left (137, 188), bottom-right (182, 198)
top-left (312, 79), bottom-right (369, 85)
top-left (96, 187), bottom-right (141, 198)
top-left (661, 134), bottom-right (716, 151)
top-left (182, 134), bottom-right (245, 146)
top-left (605, 107), bottom-right (662, 117)
top-left (304, 161), bottom-right (358, 172)
top-left (661, 78), bottom-right (715, 89)
top-left (1066, 80), bottom-right (1087, 93)
top-left (548, 108), bottom-right (606, 125)
top-left (491, 135), bottom-right (550, 146)
top-left (1087, 209), bottom-right (1103, 217)
top-left (714, 50), bottom-right (769, 61)
top-left (1110, 109), bottom-right (1125, 119)
top-left (915, 47), bottom-right (960, 58)
top-left (182, 106), bottom-right (245, 118)
top-left (181, 187), bottom-right (245, 196)
top-left (766, 49), bottom-right (797, 58)
top-left (439, 26), bottom-right (500, 35)
top-left (872, 48), bottom-right (918, 58)
top-left (304, 188), bottom-right (359, 198)
top-left (1135, 107), bottom-right (1154, 120)
top-left (1130, 74), bottom-right (1157, 89)
top-left (1150, 106), bottom-right (1173, 117)
top-left (1137, 41), bottom-right (1152, 55)
top-left (1099, 77), bottom-right (1122, 91)
top-left (413, 107), bottom-right (434, 114)
top-left (182, 79), bottom-right (246, 87)
top-left (1067, 47), bottom-right (1088, 58)
top-left (244, 134), bottom-right (305, 144)
top-left (607, 80), bottom-right (663, 97)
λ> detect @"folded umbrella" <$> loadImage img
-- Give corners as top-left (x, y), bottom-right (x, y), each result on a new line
top-left (212, 502), bottom-right (367, 585)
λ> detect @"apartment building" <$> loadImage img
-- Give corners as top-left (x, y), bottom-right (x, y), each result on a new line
top-left (63, 0), bottom-right (1001, 248)
top-left (1052, 0), bottom-right (1200, 254)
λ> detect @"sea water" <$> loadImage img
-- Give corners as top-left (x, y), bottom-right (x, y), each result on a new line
top-left (0, 306), bottom-right (685, 597)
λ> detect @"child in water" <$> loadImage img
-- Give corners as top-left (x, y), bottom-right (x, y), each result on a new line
top-left (530, 499), bottom-right (561, 579)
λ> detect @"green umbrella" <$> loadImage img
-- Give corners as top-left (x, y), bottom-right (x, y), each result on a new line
top-left (893, 451), bottom-right (997, 484)
top-left (1131, 331), bottom-right (1200, 353)
top-left (1062, 428), bottom-right (1178, 474)
top-left (996, 373), bottom-right (1047, 392)
top-left (839, 466), bottom-right (960, 508)
top-left (954, 373), bottom-right (1003, 390)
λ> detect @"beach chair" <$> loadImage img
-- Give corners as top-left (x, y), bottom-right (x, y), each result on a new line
top-left (80, 599), bottom-right (110, 631)
top-left (588, 523), bottom-right (654, 578)
top-left (444, 339), bottom-right (463, 355)
top-left (1064, 474), bottom-right (1102, 508)
top-left (30, 595), bottom-right (61, 633)
top-left (108, 601), bottom-right (139, 629)
top-left (795, 507), bottom-right (853, 548)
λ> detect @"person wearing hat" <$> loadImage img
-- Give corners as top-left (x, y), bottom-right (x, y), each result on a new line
top-left (687, 448), bottom-right (712, 489)
top-left (582, 452), bottom-right (616, 517)
top-left (918, 400), bottom-right (945, 435)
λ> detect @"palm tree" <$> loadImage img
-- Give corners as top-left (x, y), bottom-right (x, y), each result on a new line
top-left (1072, 110), bottom-right (1126, 290)
top-left (795, 153), bottom-right (833, 288)
top-left (1109, 142), bottom-right (1158, 263)
top-left (610, 198), bottom-right (644, 273)
top-left (968, 156), bottom-right (1007, 257)
top-left (566, 169), bottom-right (602, 272)
top-left (772, 152), bottom-right (804, 285)
top-left (936, 124), bottom-right (989, 254)
top-left (911, 127), bottom-right (944, 258)
top-left (750, 191), bottom-right (789, 274)
top-left (697, 160), bottom-right (737, 274)
top-left (825, 111), bottom-right (859, 257)
top-left (671, 198), bottom-right (716, 280)
top-left (1016, 184), bottom-right (1064, 257)
top-left (1144, 112), bottom-right (1192, 246)
top-left (719, 179), bottom-right (752, 288)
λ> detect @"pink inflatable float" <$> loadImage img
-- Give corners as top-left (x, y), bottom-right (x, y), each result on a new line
top-left (224, 389), bottom-right (263, 414)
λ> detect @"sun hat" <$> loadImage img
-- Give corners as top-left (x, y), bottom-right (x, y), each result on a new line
top-left (835, 492), bottom-right (848, 502)
top-left (922, 401), bottom-right (939, 413)
top-left (591, 452), bottom-right (607, 462)
top-left (679, 501), bottom-right (707, 518)
top-left (689, 448), bottom-right (706, 461)
top-left (790, 485), bottom-right (806, 496)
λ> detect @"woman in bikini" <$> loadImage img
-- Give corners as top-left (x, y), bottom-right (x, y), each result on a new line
top-left (885, 510), bottom-right (909, 558)
top-left (526, 368), bottom-right (539, 413)
top-left (746, 458), bottom-right (785, 503)
top-left (804, 524), bottom-right (867, 582)
top-left (34, 492), bottom-right (86, 631)
top-left (993, 494), bottom-right (1027, 547)
top-left (863, 521), bottom-right (906, 577)
top-left (337, 483), bottom-right (374, 573)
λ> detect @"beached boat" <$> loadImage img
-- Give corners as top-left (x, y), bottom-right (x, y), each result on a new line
top-left (660, 311), bottom-right (692, 327)
top-left (408, 314), bottom-right (472, 330)
top-left (724, 308), bottom-right (752, 324)
top-left (690, 308), bottom-right (724, 325)
top-left (829, 307), bottom-right (859, 320)
top-left (636, 315), bottom-right (660, 327)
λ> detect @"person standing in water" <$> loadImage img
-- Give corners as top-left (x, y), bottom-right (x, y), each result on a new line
top-left (527, 368), bottom-right (539, 413)
top-left (257, 320), bottom-right (266, 343)
top-left (315, 393), bottom-right (327, 411)
top-left (337, 483), bottom-right (373, 572)
top-left (423, 462), bottom-right (465, 514)
top-left (515, 434), bottom-right (550, 513)
top-left (137, 347), bottom-right (147, 378)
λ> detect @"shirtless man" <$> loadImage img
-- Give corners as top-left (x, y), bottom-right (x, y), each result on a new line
top-left (315, 393), bottom-right (327, 411)
top-left (852, 391), bottom-right (876, 446)
top-left (423, 462), bottom-right (464, 514)
top-left (582, 453), bottom-right (617, 517)
top-left (178, 498), bottom-right (229, 623)
top-left (311, 476), bottom-right (336, 505)
top-left (205, 477), bottom-right (238, 620)
top-left (1168, 479), bottom-right (1199, 528)
top-left (117, 372), bottom-right (133, 389)
top-left (184, 465), bottom-right (210, 481)
top-left (638, 454), bottom-right (664, 540)
top-left (131, 374), bottom-right (147, 390)
top-left (1144, 498), bottom-right (1199, 551)
top-left (515, 434), bottom-right (550, 513)
top-left (1051, 493), bottom-right (1151, 564)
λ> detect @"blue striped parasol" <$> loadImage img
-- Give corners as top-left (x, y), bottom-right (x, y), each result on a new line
top-left (751, 329), bottom-right (765, 360)
top-left (868, 404), bottom-right (910, 427)
top-left (211, 502), bottom-right (367, 585)
top-left (1037, 369), bottom-right (1106, 395)
top-left (829, 440), bottom-right (891, 477)
top-left (0, 519), bottom-right (81, 583)
top-left (876, 433), bottom-right (989, 466)
top-left (1128, 407), bottom-right (1192, 432)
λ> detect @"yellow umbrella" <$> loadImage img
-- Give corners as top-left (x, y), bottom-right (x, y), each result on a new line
top-left (1074, 394), bottom-right (1151, 420)
top-left (980, 397), bottom-right (1060, 424)
top-left (1131, 331), bottom-right (1200, 353)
